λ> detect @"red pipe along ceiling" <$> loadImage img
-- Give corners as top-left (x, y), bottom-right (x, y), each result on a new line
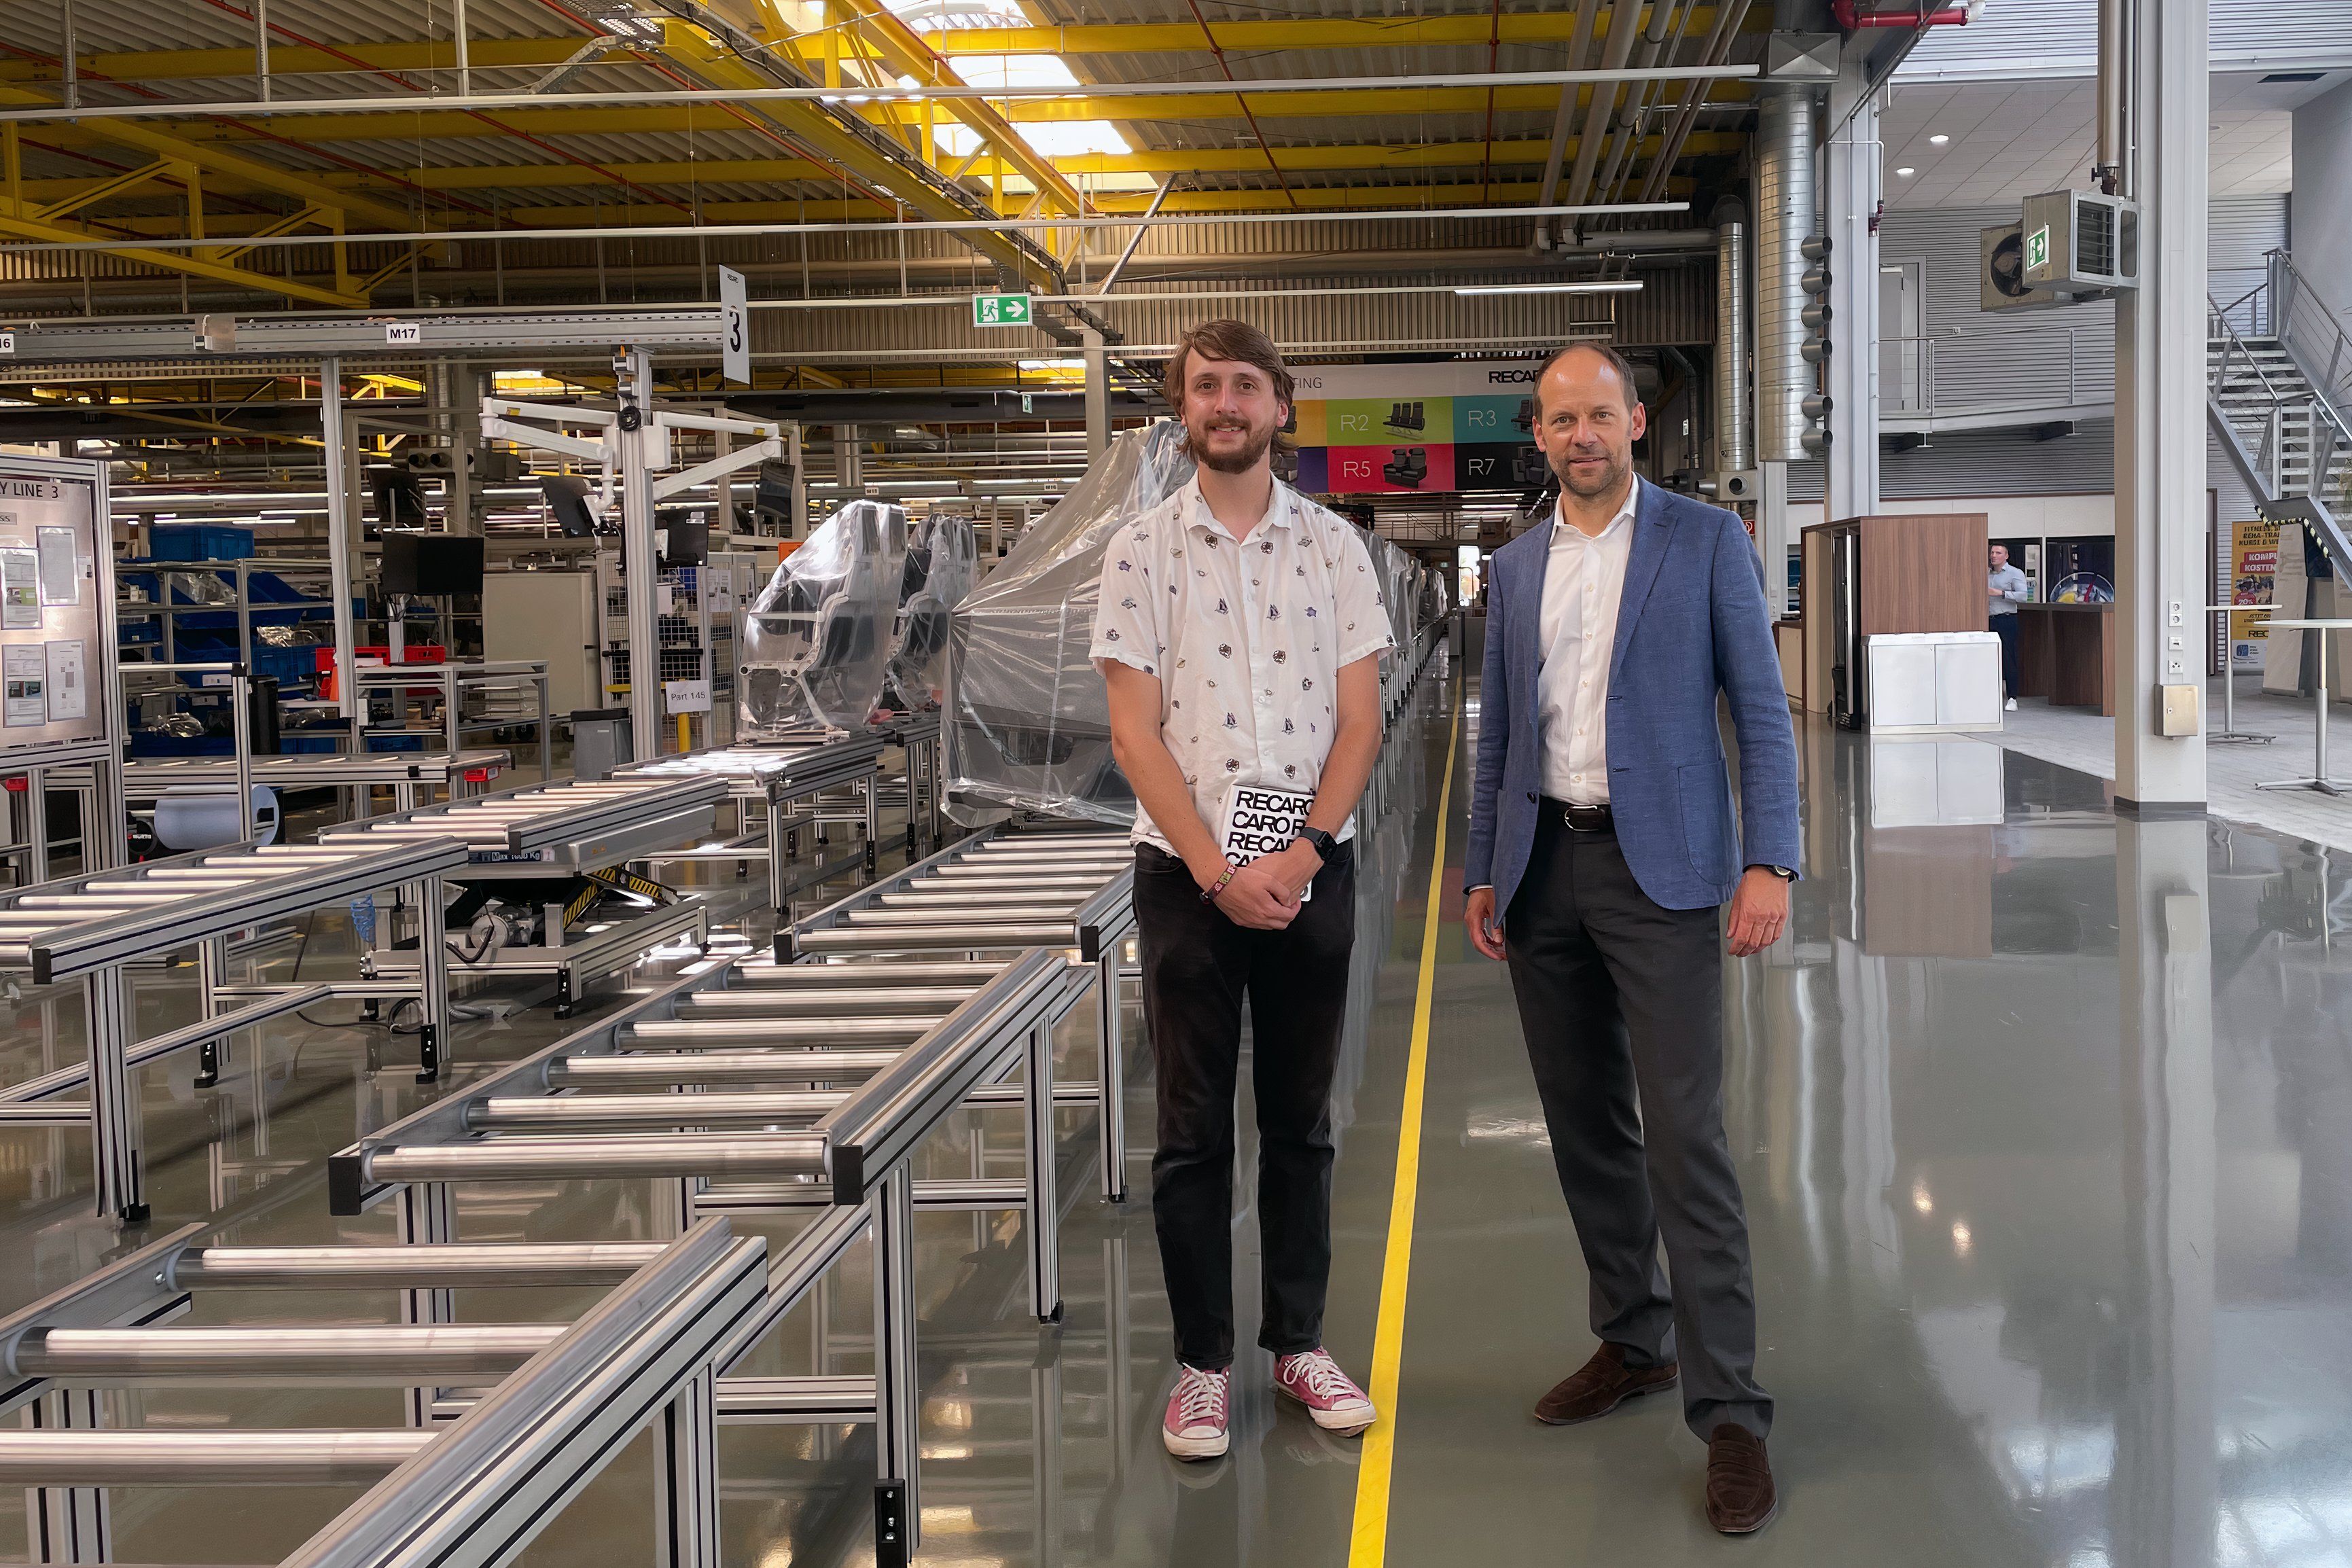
top-left (1833, 1), bottom-right (1976, 26)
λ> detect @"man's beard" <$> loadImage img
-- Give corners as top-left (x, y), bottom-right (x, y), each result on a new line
top-left (1190, 419), bottom-right (1276, 475)
top-left (1550, 446), bottom-right (1627, 499)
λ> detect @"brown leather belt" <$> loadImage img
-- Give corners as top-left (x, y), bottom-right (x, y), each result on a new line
top-left (1539, 797), bottom-right (1614, 833)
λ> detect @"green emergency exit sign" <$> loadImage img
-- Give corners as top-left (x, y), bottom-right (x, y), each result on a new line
top-left (2025, 224), bottom-right (2050, 273)
top-left (973, 292), bottom-right (1032, 327)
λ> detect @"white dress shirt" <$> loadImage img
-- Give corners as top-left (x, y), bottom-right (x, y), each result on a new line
top-left (1536, 477), bottom-right (1641, 804)
top-left (1090, 475), bottom-right (1394, 855)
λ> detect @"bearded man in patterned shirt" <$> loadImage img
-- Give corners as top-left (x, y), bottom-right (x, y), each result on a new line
top-left (1092, 319), bottom-right (1393, 1462)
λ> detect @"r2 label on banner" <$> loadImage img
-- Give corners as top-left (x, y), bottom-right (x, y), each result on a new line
top-left (1217, 783), bottom-right (1315, 902)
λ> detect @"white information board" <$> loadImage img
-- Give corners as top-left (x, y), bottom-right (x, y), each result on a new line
top-left (0, 463), bottom-right (113, 749)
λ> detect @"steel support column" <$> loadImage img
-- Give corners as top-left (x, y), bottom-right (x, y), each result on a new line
top-left (321, 355), bottom-right (357, 720)
top-left (1024, 1022), bottom-right (1063, 1323)
top-left (872, 1166), bottom-right (919, 1564)
top-left (1095, 949), bottom-right (1126, 1202)
top-left (1823, 97), bottom-right (1881, 522)
top-left (1083, 327), bottom-right (1109, 463)
top-left (620, 348), bottom-right (662, 760)
top-left (2112, 0), bottom-right (2209, 808)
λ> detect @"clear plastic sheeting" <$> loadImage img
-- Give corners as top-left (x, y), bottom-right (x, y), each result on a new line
top-left (740, 499), bottom-right (906, 738)
top-left (1417, 565), bottom-right (1453, 625)
top-left (1374, 538), bottom-right (1419, 706)
top-left (944, 421), bottom-right (1194, 827)
top-left (884, 514), bottom-right (977, 713)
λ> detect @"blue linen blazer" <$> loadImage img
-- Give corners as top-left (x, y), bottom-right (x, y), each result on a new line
top-left (1463, 482), bottom-right (1801, 914)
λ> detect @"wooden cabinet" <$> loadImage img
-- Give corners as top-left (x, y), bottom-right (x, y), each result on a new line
top-left (1798, 512), bottom-right (1989, 719)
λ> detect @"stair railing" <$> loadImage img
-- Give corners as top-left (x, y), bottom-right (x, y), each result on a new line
top-left (2268, 250), bottom-right (2352, 514)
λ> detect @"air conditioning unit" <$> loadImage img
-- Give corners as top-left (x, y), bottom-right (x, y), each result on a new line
top-left (1980, 224), bottom-right (2068, 312)
top-left (2019, 189), bottom-right (2138, 294)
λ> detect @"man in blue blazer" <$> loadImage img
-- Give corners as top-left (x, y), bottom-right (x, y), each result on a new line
top-left (1462, 343), bottom-right (1800, 1535)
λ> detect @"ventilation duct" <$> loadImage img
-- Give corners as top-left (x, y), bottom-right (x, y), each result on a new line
top-left (1755, 86), bottom-right (1819, 463)
top-left (1713, 198), bottom-right (1753, 477)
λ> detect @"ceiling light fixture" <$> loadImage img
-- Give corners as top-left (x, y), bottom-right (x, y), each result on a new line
top-left (1895, 166), bottom-right (1917, 177)
top-left (1453, 280), bottom-right (1646, 298)
top-left (1929, 133), bottom-right (1950, 145)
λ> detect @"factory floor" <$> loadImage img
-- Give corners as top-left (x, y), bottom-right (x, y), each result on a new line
top-left (6, 656), bottom-right (2351, 1567)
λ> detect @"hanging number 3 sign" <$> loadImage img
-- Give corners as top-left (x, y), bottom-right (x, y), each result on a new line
top-left (719, 266), bottom-right (751, 385)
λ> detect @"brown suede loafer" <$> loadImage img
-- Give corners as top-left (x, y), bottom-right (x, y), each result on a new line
top-left (1533, 1343), bottom-right (1680, 1425)
top-left (1705, 1424), bottom-right (1778, 1534)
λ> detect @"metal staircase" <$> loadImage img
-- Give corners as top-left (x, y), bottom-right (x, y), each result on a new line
top-left (2209, 251), bottom-right (2352, 566)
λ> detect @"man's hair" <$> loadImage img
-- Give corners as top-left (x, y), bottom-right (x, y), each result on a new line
top-left (1531, 340), bottom-right (1642, 417)
top-left (1163, 318), bottom-right (1296, 409)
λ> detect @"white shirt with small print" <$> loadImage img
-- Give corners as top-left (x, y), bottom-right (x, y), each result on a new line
top-left (1090, 474), bottom-right (1395, 856)
top-left (1537, 476), bottom-right (1641, 805)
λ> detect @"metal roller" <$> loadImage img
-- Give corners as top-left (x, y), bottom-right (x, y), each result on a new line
top-left (875, 891), bottom-right (1089, 908)
top-left (727, 960), bottom-right (1003, 988)
top-left (14, 1324), bottom-right (565, 1385)
top-left (840, 906), bottom-right (1079, 925)
top-left (792, 923), bottom-right (1074, 952)
top-left (173, 1243), bottom-right (669, 1290)
top-left (625, 1015), bottom-right (944, 1045)
top-left (0, 1429), bottom-right (435, 1485)
top-left (551, 1050), bottom-right (906, 1086)
top-left (467, 1090), bottom-right (849, 1133)
top-left (366, 1131), bottom-right (829, 1184)
top-left (673, 986), bottom-right (978, 1016)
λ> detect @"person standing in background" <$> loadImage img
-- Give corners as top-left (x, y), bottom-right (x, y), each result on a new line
top-left (1988, 544), bottom-right (2030, 711)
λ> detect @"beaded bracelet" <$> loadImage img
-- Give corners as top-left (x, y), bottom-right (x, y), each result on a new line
top-left (1200, 864), bottom-right (1236, 904)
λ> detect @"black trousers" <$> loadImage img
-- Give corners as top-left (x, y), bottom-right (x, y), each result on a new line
top-left (1992, 612), bottom-right (2020, 696)
top-left (1503, 813), bottom-right (1772, 1439)
top-left (1135, 841), bottom-right (1357, 1372)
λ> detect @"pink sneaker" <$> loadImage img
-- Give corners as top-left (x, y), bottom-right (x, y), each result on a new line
top-left (1275, 1349), bottom-right (1376, 1436)
top-left (1162, 1365), bottom-right (1232, 1459)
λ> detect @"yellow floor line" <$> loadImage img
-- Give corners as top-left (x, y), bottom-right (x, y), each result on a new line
top-left (1347, 688), bottom-right (1462, 1567)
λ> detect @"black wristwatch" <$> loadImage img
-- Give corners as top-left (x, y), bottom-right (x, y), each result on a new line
top-left (1296, 826), bottom-right (1338, 863)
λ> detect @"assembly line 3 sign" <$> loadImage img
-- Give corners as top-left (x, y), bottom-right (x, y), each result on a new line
top-left (1285, 360), bottom-right (1551, 496)
top-left (973, 293), bottom-right (1032, 327)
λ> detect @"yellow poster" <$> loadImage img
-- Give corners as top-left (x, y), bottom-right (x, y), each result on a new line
top-left (2228, 518), bottom-right (2279, 645)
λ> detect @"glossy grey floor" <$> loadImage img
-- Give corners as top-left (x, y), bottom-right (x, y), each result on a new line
top-left (6, 658), bottom-right (2351, 1567)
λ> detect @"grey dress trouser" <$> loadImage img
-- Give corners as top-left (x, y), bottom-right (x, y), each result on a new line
top-left (1502, 808), bottom-right (1772, 1440)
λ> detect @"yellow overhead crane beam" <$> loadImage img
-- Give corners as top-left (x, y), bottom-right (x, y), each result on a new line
top-left (0, 84), bottom-right (413, 232)
top-left (0, 9), bottom-right (1763, 86)
top-left (0, 195), bottom-right (367, 308)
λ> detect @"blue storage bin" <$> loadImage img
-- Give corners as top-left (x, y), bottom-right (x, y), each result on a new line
top-left (149, 524), bottom-right (255, 562)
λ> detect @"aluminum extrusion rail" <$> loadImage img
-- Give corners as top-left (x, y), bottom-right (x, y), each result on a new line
top-left (0, 1219), bottom-right (769, 1568)
top-left (0, 834), bottom-right (471, 1221)
top-left (320, 772), bottom-right (730, 1014)
top-left (319, 774), bottom-right (726, 857)
top-left (622, 731), bottom-right (888, 905)
top-left (327, 824), bottom-right (1135, 1566)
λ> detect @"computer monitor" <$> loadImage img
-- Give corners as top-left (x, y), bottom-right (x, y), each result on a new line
top-left (657, 509), bottom-right (709, 567)
top-left (380, 532), bottom-right (486, 596)
top-left (372, 469), bottom-right (428, 531)
top-left (539, 474), bottom-right (601, 537)
top-left (753, 459), bottom-right (798, 533)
